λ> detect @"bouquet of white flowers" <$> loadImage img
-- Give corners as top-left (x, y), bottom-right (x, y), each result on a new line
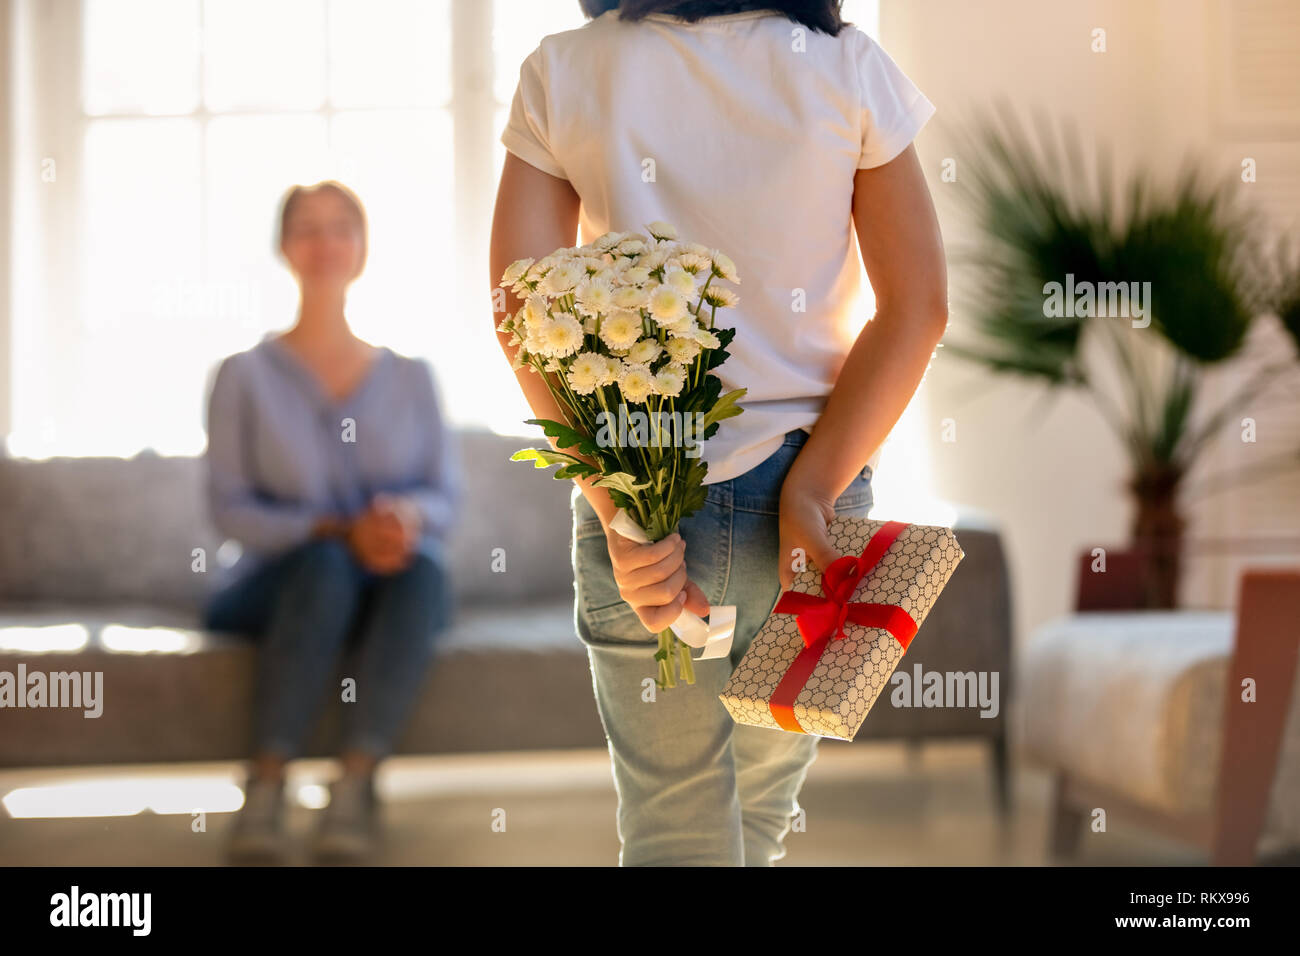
top-left (497, 221), bottom-right (746, 689)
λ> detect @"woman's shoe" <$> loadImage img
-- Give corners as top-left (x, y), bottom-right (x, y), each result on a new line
top-left (312, 773), bottom-right (380, 863)
top-left (226, 775), bottom-right (289, 864)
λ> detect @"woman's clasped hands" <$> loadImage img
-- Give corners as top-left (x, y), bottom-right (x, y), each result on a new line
top-left (343, 493), bottom-right (423, 575)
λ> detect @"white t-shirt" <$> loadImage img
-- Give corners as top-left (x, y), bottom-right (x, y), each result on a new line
top-left (500, 7), bottom-right (936, 485)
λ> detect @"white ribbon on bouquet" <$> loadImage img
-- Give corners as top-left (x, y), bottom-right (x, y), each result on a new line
top-left (608, 509), bottom-right (736, 661)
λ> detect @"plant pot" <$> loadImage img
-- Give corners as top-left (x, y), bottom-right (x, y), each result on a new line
top-left (1128, 468), bottom-right (1186, 609)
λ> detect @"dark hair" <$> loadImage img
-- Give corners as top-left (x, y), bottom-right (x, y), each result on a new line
top-left (274, 180), bottom-right (369, 275)
top-left (578, 1), bottom-right (848, 36)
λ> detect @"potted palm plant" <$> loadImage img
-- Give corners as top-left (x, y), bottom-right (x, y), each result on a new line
top-left (947, 106), bottom-right (1300, 608)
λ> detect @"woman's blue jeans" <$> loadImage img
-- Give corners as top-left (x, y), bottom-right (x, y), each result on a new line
top-left (200, 537), bottom-right (454, 762)
top-left (571, 428), bottom-right (874, 865)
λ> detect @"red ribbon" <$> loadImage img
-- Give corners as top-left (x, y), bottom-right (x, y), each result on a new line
top-left (768, 520), bottom-right (918, 733)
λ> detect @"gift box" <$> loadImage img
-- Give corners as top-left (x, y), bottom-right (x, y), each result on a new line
top-left (719, 515), bottom-right (965, 740)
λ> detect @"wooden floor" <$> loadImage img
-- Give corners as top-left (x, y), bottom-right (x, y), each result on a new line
top-left (0, 741), bottom-right (1211, 866)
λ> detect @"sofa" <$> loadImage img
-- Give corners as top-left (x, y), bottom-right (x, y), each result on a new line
top-left (0, 428), bottom-right (1015, 797)
top-left (1016, 571), bottom-right (1300, 863)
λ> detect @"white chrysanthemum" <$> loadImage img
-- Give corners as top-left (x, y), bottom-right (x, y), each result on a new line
top-left (593, 231), bottom-right (626, 252)
top-left (501, 257), bottom-right (534, 286)
top-left (574, 278), bottom-right (614, 315)
top-left (618, 361), bottom-right (657, 403)
top-left (616, 237), bottom-right (648, 256)
top-left (627, 338), bottom-right (662, 365)
top-left (691, 326), bottom-right (721, 349)
top-left (598, 354), bottom-right (622, 386)
top-left (618, 265), bottom-right (652, 287)
top-left (709, 250), bottom-right (740, 283)
top-left (665, 334), bottom-right (702, 363)
top-left (638, 247), bottom-right (670, 271)
top-left (599, 309), bottom-right (644, 351)
top-left (653, 362), bottom-right (688, 397)
top-left (664, 266), bottom-right (697, 296)
top-left (539, 261), bottom-right (585, 296)
top-left (520, 294), bottom-right (550, 330)
top-left (612, 285), bottom-right (649, 310)
top-left (569, 351), bottom-right (607, 394)
top-left (535, 312), bottom-right (584, 357)
top-left (647, 284), bottom-right (689, 327)
top-left (702, 286), bottom-right (739, 308)
top-left (676, 252), bottom-right (711, 275)
top-left (646, 221), bottom-right (678, 240)
top-left (521, 325), bottom-right (544, 356)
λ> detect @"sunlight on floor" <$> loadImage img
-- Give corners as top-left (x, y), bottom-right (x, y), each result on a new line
top-left (0, 743), bottom-right (1209, 866)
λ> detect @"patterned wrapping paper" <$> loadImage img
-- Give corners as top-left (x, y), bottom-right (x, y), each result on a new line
top-left (719, 514), bottom-right (965, 741)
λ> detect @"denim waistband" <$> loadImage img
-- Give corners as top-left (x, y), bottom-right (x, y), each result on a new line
top-left (571, 427), bottom-right (832, 517)
top-left (706, 428), bottom-right (816, 511)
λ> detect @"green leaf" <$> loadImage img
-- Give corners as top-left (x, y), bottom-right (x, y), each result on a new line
top-left (592, 471), bottom-right (652, 498)
top-left (705, 327), bottom-right (737, 371)
top-left (702, 387), bottom-right (747, 428)
top-left (555, 462), bottom-right (600, 480)
top-left (511, 447), bottom-right (592, 472)
top-left (678, 461), bottom-right (708, 519)
top-left (605, 487), bottom-right (635, 512)
top-left (523, 418), bottom-right (598, 457)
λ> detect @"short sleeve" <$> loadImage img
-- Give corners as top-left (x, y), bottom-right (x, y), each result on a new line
top-left (854, 30), bottom-right (937, 170)
top-left (500, 43), bottom-right (568, 180)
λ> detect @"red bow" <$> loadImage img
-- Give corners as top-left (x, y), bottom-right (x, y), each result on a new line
top-left (768, 520), bottom-right (918, 733)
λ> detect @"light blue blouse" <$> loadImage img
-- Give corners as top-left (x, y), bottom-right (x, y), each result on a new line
top-left (203, 332), bottom-right (462, 585)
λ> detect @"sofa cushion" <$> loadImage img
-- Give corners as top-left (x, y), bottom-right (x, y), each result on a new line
top-left (0, 429), bottom-right (575, 607)
top-left (0, 597), bottom-right (604, 765)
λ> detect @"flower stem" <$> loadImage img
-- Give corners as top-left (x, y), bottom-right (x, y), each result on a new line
top-left (657, 628), bottom-right (676, 689)
top-left (677, 637), bottom-right (696, 685)
top-left (656, 628), bottom-right (695, 688)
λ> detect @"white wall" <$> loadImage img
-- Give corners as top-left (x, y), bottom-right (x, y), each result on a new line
top-left (880, 0), bottom-right (1300, 645)
top-left (0, 0), bottom-right (11, 441)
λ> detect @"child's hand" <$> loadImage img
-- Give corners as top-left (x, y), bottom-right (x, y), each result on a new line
top-left (777, 480), bottom-right (844, 592)
top-left (605, 527), bottom-right (711, 634)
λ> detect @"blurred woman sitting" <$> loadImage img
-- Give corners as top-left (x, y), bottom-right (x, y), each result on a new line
top-left (200, 180), bottom-right (461, 863)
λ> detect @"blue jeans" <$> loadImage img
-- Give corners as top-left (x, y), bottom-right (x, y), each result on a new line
top-left (571, 428), bottom-right (874, 865)
top-left (200, 537), bottom-right (454, 761)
